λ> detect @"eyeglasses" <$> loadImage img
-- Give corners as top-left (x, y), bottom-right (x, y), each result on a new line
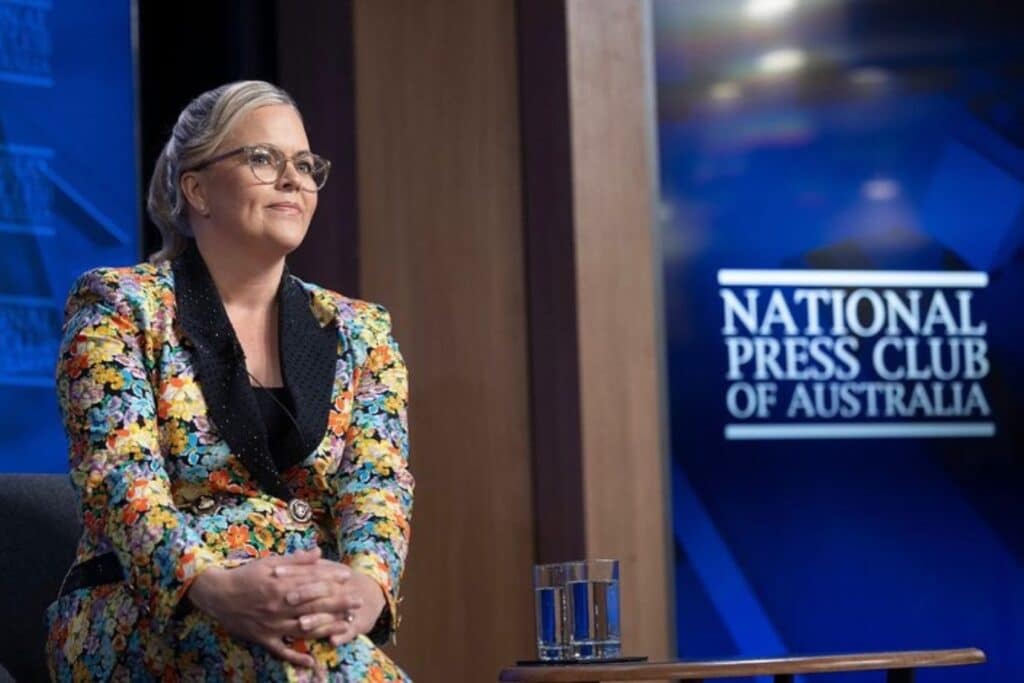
top-left (183, 144), bottom-right (331, 191)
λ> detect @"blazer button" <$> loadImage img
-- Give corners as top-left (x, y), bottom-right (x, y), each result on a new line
top-left (288, 498), bottom-right (312, 524)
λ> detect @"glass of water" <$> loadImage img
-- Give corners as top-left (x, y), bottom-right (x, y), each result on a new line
top-left (533, 563), bottom-right (568, 660)
top-left (566, 559), bottom-right (621, 660)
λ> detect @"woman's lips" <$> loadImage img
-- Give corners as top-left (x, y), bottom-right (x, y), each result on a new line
top-left (267, 203), bottom-right (302, 215)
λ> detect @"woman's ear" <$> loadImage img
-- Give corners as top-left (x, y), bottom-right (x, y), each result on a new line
top-left (179, 171), bottom-right (210, 217)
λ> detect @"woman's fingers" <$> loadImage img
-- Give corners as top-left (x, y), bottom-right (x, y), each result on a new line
top-left (299, 612), bottom-right (350, 636)
top-left (283, 579), bottom-right (363, 607)
top-left (274, 557), bottom-right (351, 583)
top-left (284, 580), bottom-right (331, 605)
top-left (271, 547), bottom-right (322, 577)
top-left (260, 636), bottom-right (318, 670)
top-left (301, 614), bottom-right (360, 643)
top-left (315, 559), bottom-right (353, 582)
top-left (277, 612), bottom-right (354, 641)
top-left (281, 594), bottom-right (363, 621)
top-left (273, 560), bottom-right (359, 614)
top-left (293, 598), bottom-right (361, 629)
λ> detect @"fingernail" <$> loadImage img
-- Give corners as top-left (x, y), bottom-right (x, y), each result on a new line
top-left (286, 591), bottom-right (300, 605)
top-left (275, 566), bottom-right (289, 577)
top-left (330, 634), bottom-right (342, 646)
top-left (299, 615), bottom-right (313, 630)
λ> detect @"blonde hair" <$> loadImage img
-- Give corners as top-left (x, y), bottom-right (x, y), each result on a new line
top-left (146, 80), bottom-right (298, 262)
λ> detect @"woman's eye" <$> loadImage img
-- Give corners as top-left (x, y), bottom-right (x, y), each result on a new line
top-left (250, 150), bottom-right (275, 166)
top-left (296, 160), bottom-right (314, 174)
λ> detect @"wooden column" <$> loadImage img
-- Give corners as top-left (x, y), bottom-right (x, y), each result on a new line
top-left (520, 0), bottom-right (674, 665)
top-left (351, 2), bottom-right (535, 681)
top-left (516, 0), bottom-right (586, 565)
top-left (300, 0), bottom-right (673, 676)
top-left (567, 0), bottom-right (673, 664)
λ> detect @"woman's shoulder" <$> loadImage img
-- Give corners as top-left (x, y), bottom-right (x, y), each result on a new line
top-left (292, 277), bottom-right (396, 338)
top-left (72, 260), bottom-right (169, 290)
top-left (64, 260), bottom-right (172, 316)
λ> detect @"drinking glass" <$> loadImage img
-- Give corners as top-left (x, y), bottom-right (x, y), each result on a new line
top-left (565, 559), bottom-right (621, 660)
top-left (533, 563), bottom-right (568, 660)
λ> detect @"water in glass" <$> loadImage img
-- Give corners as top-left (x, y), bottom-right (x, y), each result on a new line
top-left (533, 563), bottom-right (570, 660)
top-left (567, 574), bottom-right (621, 659)
top-left (534, 584), bottom-right (566, 660)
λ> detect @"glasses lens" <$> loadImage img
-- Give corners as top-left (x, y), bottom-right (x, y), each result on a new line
top-left (294, 154), bottom-right (330, 190)
top-left (312, 158), bottom-right (330, 189)
top-left (247, 146), bottom-right (284, 183)
top-left (246, 146), bottom-right (330, 190)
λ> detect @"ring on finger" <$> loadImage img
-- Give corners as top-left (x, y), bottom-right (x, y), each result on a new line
top-left (344, 611), bottom-right (355, 623)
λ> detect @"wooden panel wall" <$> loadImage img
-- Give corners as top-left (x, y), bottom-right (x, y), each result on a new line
top-left (351, 2), bottom-right (535, 681)
top-left (566, 0), bottom-right (674, 664)
top-left (287, 1), bottom-right (675, 677)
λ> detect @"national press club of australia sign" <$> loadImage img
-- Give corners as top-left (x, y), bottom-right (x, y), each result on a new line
top-left (716, 269), bottom-right (994, 441)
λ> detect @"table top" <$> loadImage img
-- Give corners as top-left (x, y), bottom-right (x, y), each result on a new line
top-left (499, 648), bottom-right (986, 681)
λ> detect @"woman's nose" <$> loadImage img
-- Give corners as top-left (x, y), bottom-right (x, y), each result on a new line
top-left (276, 159), bottom-right (303, 190)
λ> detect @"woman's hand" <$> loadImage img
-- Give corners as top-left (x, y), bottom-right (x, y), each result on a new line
top-left (187, 547), bottom-right (336, 669)
top-left (186, 547), bottom-right (388, 668)
top-left (273, 558), bottom-right (388, 646)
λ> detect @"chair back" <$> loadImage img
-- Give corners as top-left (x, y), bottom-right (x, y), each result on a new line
top-left (0, 474), bottom-right (81, 682)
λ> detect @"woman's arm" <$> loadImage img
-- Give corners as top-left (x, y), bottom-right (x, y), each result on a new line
top-left (331, 303), bottom-right (415, 645)
top-left (57, 270), bottom-right (221, 633)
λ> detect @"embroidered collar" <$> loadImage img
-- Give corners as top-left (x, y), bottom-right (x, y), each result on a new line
top-left (171, 241), bottom-right (337, 498)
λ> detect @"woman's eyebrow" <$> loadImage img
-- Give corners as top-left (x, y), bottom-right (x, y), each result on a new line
top-left (249, 142), bottom-right (312, 154)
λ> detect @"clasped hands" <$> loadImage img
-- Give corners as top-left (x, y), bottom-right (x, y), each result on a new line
top-left (187, 547), bottom-right (385, 669)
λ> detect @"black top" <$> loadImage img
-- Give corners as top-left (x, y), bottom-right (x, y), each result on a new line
top-left (251, 386), bottom-right (299, 471)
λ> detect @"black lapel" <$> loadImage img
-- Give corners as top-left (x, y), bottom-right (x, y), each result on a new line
top-left (171, 242), bottom-right (293, 500)
top-left (276, 272), bottom-right (338, 471)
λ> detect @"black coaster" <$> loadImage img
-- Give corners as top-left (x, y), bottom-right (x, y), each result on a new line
top-left (515, 656), bottom-right (649, 666)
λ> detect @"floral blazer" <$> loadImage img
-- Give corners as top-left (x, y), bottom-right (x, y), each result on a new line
top-left (46, 242), bottom-right (413, 681)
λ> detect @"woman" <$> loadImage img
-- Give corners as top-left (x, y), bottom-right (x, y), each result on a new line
top-left (45, 81), bottom-right (413, 681)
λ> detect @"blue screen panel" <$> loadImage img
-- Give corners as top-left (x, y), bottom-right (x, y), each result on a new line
top-left (654, 1), bottom-right (1022, 680)
top-left (0, 0), bottom-right (139, 473)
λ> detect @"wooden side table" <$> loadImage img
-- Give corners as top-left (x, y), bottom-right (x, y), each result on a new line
top-left (499, 648), bottom-right (986, 683)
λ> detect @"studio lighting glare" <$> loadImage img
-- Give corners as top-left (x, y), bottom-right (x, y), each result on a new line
top-left (710, 81), bottom-right (742, 102)
top-left (850, 67), bottom-right (891, 87)
top-left (862, 178), bottom-right (901, 201)
top-left (745, 0), bottom-right (798, 20)
top-left (757, 48), bottom-right (807, 74)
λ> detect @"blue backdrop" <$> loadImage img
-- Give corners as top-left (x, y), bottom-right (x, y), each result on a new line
top-left (654, 1), bottom-right (1022, 680)
top-left (0, 0), bottom-right (139, 473)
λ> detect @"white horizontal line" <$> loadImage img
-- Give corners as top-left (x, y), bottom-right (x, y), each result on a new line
top-left (725, 422), bottom-right (996, 440)
top-left (717, 269), bottom-right (988, 288)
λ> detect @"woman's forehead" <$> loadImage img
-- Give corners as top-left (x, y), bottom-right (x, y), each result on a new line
top-left (225, 105), bottom-right (310, 152)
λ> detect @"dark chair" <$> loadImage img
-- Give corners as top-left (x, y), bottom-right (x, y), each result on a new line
top-left (0, 474), bottom-right (81, 682)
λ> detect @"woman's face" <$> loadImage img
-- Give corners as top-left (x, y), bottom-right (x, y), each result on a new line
top-left (185, 104), bottom-right (318, 257)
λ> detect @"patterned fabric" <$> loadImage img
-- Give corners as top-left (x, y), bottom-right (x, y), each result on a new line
top-left (45, 248), bottom-right (413, 682)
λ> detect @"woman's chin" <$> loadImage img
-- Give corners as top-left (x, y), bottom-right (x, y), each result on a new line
top-left (261, 223), bottom-right (309, 253)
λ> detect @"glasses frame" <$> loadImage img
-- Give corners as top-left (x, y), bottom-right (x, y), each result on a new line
top-left (182, 144), bottom-right (332, 191)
